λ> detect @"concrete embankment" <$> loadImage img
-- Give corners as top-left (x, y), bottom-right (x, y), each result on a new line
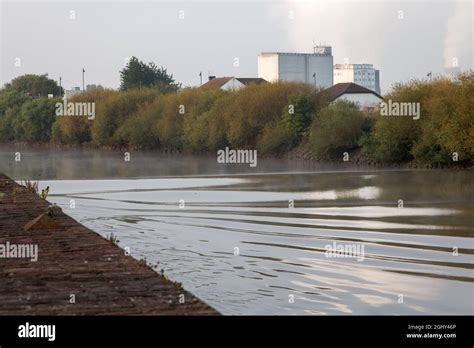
top-left (0, 173), bottom-right (218, 315)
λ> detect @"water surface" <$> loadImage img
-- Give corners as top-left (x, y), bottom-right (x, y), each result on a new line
top-left (1, 147), bottom-right (473, 315)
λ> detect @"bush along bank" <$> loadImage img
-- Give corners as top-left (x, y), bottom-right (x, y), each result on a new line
top-left (0, 72), bottom-right (472, 167)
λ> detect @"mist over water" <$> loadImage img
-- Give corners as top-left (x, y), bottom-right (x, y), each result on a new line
top-left (1, 147), bottom-right (473, 315)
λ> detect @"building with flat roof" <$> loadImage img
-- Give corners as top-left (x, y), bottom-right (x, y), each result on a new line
top-left (258, 46), bottom-right (334, 88)
top-left (334, 64), bottom-right (381, 94)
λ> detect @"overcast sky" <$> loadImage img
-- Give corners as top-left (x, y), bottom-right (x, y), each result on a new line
top-left (1, 0), bottom-right (472, 93)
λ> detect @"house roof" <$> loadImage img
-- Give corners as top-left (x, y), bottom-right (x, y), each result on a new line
top-left (235, 78), bottom-right (267, 86)
top-left (201, 77), bottom-right (268, 89)
top-left (325, 83), bottom-right (383, 101)
top-left (201, 77), bottom-right (233, 89)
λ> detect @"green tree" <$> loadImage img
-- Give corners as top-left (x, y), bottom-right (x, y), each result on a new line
top-left (53, 89), bottom-right (114, 144)
top-left (119, 56), bottom-right (180, 93)
top-left (0, 105), bottom-right (20, 142)
top-left (14, 98), bottom-right (58, 142)
top-left (3, 74), bottom-right (63, 97)
top-left (282, 92), bottom-right (316, 145)
top-left (411, 72), bottom-right (474, 164)
top-left (0, 75), bottom-right (61, 142)
top-left (92, 88), bottom-right (159, 146)
top-left (257, 120), bottom-right (293, 155)
top-left (224, 82), bottom-right (316, 148)
top-left (182, 88), bottom-right (227, 152)
top-left (310, 100), bottom-right (365, 159)
top-left (0, 89), bottom-right (28, 115)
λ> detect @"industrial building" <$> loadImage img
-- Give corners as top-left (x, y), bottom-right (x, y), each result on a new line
top-left (257, 46), bottom-right (334, 88)
top-left (333, 64), bottom-right (381, 94)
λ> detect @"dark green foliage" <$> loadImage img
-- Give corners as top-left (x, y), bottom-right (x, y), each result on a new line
top-left (257, 120), bottom-right (293, 155)
top-left (3, 74), bottom-right (63, 97)
top-left (92, 88), bottom-right (159, 146)
top-left (119, 56), bottom-right (180, 93)
top-left (362, 72), bottom-right (473, 164)
top-left (310, 100), bottom-right (366, 159)
top-left (15, 98), bottom-right (58, 142)
top-left (0, 70), bottom-right (472, 167)
top-left (282, 92), bottom-right (316, 145)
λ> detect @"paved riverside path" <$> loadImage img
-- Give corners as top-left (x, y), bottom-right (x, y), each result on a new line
top-left (0, 174), bottom-right (218, 315)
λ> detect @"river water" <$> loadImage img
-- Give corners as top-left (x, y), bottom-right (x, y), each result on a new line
top-left (1, 147), bottom-right (473, 315)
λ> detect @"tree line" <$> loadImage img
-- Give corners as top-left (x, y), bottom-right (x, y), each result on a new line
top-left (0, 59), bottom-right (472, 166)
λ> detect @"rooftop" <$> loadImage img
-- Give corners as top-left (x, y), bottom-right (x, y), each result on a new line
top-left (201, 76), bottom-right (233, 88)
top-left (334, 64), bottom-right (375, 69)
top-left (201, 77), bottom-right (267, 88)
top-left (325, 82), bottom-right (383, 101)
top-left (260, 52), bottom-right (332, 57)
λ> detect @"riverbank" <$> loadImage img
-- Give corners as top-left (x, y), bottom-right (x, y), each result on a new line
top-left (2, 141), bottom-right (472, 170)
top-left (286, 143), bottom-right (474, 169)
top-left (0, 173), bottom-right (218, 315)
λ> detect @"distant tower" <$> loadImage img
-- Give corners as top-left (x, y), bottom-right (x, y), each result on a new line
top-left (258, 46), bottom-right (333, 88)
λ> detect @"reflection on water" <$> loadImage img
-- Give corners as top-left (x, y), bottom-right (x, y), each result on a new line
top-left (1, 147), bottom-right (473, 315)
